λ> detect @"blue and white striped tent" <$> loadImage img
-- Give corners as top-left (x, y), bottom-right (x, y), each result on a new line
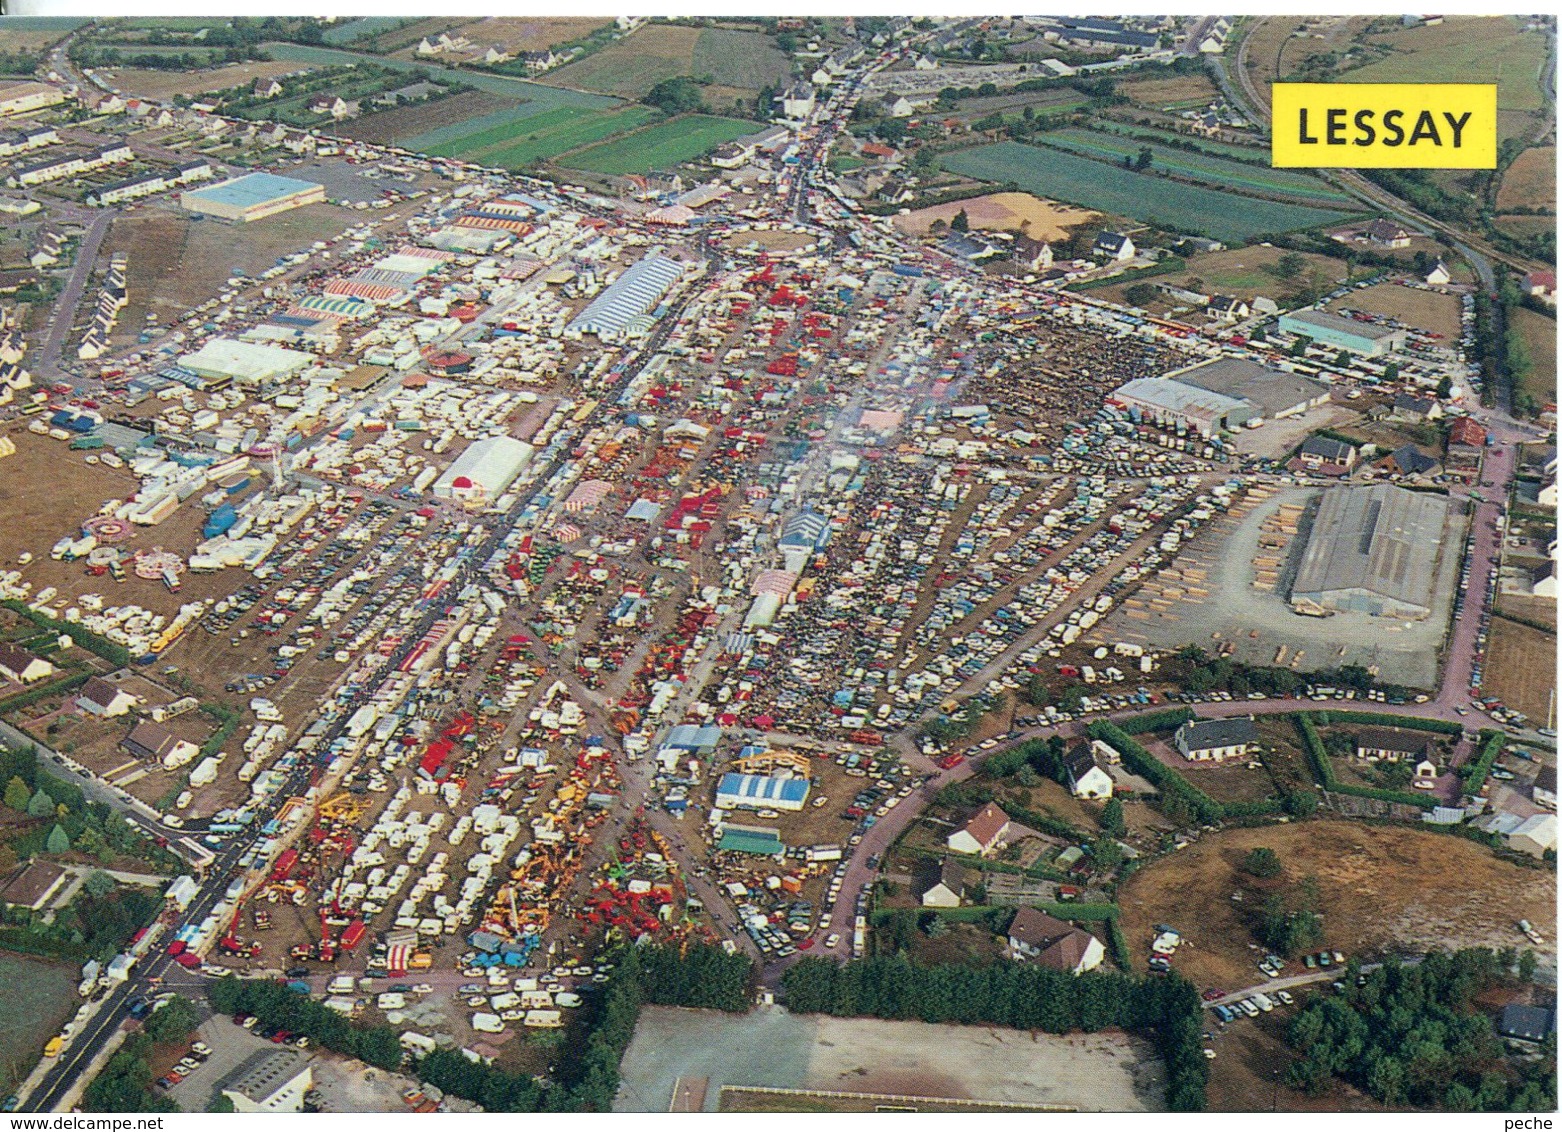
top-left (715, 773), bottom-right (810, 812)
top-left (566, 252), bottom-right (684, 339)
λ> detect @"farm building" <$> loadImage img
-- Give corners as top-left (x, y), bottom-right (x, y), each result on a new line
top-left (1506, 814), bottom-right (1557, 859)
top-left (1169, 357), bottom-right (1332, 421)
top-left (947, 802), bottom-right (1011, 856)
top-left (432, 437), bottom-right (534, 503)
top-left (1279, 309), bottom-right (1408, 357)
top-left (1006, 907), bottom-right (1105, 974)
top-left (565, 252), bottom-right (685, 340)
top-left (1290, 484), bottom-right (1450, 619)
top-left (1107, 377), bottom-right (1250, 438)
top-left (180, 172), bottom-right (325, 223)
top-left (0, 642), bottom-right (54, 684)
top-left (179, 338), bottom-right (313, 388)
top-left (1174, 717), bottom-right (1256, 762)
top-left (714, 772), bottom-right (810, 812)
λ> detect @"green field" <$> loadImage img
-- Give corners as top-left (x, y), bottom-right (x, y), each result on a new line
top-left (942, 141), bottom-right (1360, 242)
top-left (321, 17), bottom-right (408, 45)
top-left (1041, 128), bottom-right (1353, 204)
top-left (0, 953), bottom-right (78, 1093)
top-left (1348, 19), bottom-right (1549, 113)
top-left (476, 106), bottom-right (662, 169)
top-left (690, 27), bottom-right (792, 93)
top-left (424, 106), bottom-right (582, 158)
top-left (560, 114), bottom-right (755, 174)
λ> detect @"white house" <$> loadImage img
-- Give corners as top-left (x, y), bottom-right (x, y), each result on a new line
top-left (0, 643), bottom-right (53, 684)
top-left (946, 801), bottom-right (1011, 856)
top-left (1063, 744), bottom-right (1113, 800)
top-left (75, 676), bottom-right (136, 718)
top-left (919, 860), bottom-right (966, 908)
top-left (1425, 261), bottom-right (1451, 286)
top-left (1007, 907), bottom-right (1105, 974)
top-left (1093, 231), bottom-right (1135, 261)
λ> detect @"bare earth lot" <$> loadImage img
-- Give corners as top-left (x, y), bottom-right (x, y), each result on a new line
top-left (615, 1005), bottom-right (1164, 1112)
top-left (893, 191), bottom-right (1097, 241)
top-left (1118, 820), bottom-right (1556, 993)
top-left (1497, 145), bottom-right (1557, 212)
top-left (104, 60), bottom-right (315, 101)
top-left (334, 90), bottom-right (513, 146)
top-left (1486, 614), bottom-right (1557, 723)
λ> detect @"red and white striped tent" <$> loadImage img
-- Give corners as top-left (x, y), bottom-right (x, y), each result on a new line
top-left (554, 522), bottom-right (583, 543)
top-left (564, 479), bottom-right (612, 513)
top-left (751, 569), bottom-right (797, 597)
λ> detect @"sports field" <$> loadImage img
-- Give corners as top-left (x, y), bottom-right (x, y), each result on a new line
top-left (560, 114), bottom-right (755, 174)
top-left (942, 142), bottom-right (1359, 242)
top-left (1040, 129), bottom-right (1352, 204)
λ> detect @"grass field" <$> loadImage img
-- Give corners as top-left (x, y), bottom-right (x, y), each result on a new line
top-left (942, 141), bottom-right (1359, 242)
top-left (690, 27), bottom-right (791, 95)
top-left (107, 60), bottom-right (316, 101)
top-left (0, 18), bottom-right (86, 52)
top-left (1496, 145), bottom-right (1556, 212)
top-left (1487, 615), bottom-right (1557, 724)
top-left (320, 16), bottom-right (407, 45)
top-left (543, 23), bottom-right (701, 97)
top-left (560, 113), bottom-right (755, 174)
top-left (334, 90), bottom-right (512, 147)
top-left (1351, 16), bottom-right (1550, 113)
top-left (1511, 306), bottom-right (1558, 412)
top-left (424, 105), bottom-right (583, 158)
top-left (477, 106), bottom-right (662, 169)
top-left (1040, 128), bottom-right (1352, 204)
top-left (1119, 72), bottom-right (1221, 111)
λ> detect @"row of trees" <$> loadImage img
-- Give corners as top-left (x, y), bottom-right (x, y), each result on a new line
top-left (781, 956), bottom-right (1208, 1110)
top-left (1286, 949), bottom-right (1555, 1111)
top-left (208, 975), bottom-right (404, 1071)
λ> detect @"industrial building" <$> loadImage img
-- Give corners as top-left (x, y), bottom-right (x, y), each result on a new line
top-left (1107, 376), bottom-right (1251, 437)
top-left (1290, 484), bottom-right (1450, 619)
top-left (565, 251), bottom-right (685, 340)
top-left (178, 338), bottom-right (313, 388)
top-left (219, 1049), bottom-right (313, 1113)
top-left (714, 772), bottom-right (810, 811)
top-left (1279, 309), bottom-right (1408, 357)
top-left (180, 171), bottom-right (325, 222)
top-left (432, 436), bottom-right (534, 503)
top-left (1169, 357), bottom-right (1332, 421)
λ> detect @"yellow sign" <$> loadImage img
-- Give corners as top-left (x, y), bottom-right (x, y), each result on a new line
top-left (1271, 83), bottom-right (1496, 169)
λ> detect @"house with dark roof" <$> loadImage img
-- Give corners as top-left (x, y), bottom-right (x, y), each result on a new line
top-left (1063, 743), bottom-right (1113, 799)
top-left (1007, 907), bottom-right (1105, 974)
top-left (1353, 727), bottom-right (1433, 762)
top-left (1093, 231), bottom-right (1135, 261)
top-left (947, 802), bottom-right (1011, 856)
top-left (1392, 392), bottom-right (1442, 423)
top-left (122, 721), bottom-right (197, 766)
top-left (1206, 295), bottom-right (1249, 322)
top-left (1010, 234), bottom-right (1053, 271)
top-left (1365, 218), bottom-right (1411, 248)
top-left (0, 860), bottom-right (69, 911)
top-left (1498, 1004), bottom-right (1555, 1044)
top-left (919, 860), bottom-right (967, 907)
top-left (75, 675), bottom-right (136, 717)
top-left (1377, 444), bottom-right (1442, 479)
top-left (1297, 435), bottom-right (1358, 472)
top-left (1174, 717), bottom-right (1256, 762)
top-left (1532, 764), bottom-right (1555, 810)
top-left (0, 642), bottom-right (53, 685)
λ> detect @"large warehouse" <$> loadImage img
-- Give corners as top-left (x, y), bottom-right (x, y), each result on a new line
top-left (180, 172), bottom-right (325, 222)
top-left (432, 436), bottom-right (534, 503)
top-left (1107, 376), bottom-right (1251, 437)
top-left (565, 251), bottom-right (685, 340)
top-left (1278, 309), bottom-right (1408, 357)
top-left (1290, 484), bottom-right (1450, 619)
top-left (1169, 358), bottom-right (1332, 421)
top-left (178, 338), bottom-right (313, 387)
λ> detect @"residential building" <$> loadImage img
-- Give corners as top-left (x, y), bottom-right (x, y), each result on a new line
top-left (1533, 765), bottom-right (1555, 811)
top-left (1364, 218), bottom-right (1412, 247)
top-left (1353, 727), bottom-right (1433, 762)
top-left (0, 81), bottom-right (65, 117)
top-left (780, 82), bottom-right (816, 120)
top-left (946, 802), bottom-right (1011, 856)
top-left (1206, 295), bottom-right (1249, 322)
top-left (1425, 260), bottom-right (1451, 286)
top-left (919, 860), bottom-right (966, 907)
top-left (1498, 1004), bottom-right (1555, 1044)
top-left (0, 860), bottom-right (69, 912)
top-left (1297, 435), bottom-right (1358, 472)
top-left (1174, 717), bottom-right (1257, 762)
top-left (1006, 907), bottom-right (1105, 973)
top-left (1093, 231), bottom-right (1135, 261)
top-left (75, 676), bottom-right (136, 718)
top-left (1063, 744), bottom-right (1113, 799)
top-left (122, 721), bottom-right (198, 766)
top-left (0, 643), bottom-right (53, 684)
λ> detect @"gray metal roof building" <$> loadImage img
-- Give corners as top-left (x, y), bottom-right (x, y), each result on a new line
top-left (1108, 376), bottom-right (1252, 437)
top-left (1171, 357), bottom-right (1331, 420)
top-left (1290, 484), bottom-right (1450, 619)
top-left (566, 251), bottom-right (685, 339)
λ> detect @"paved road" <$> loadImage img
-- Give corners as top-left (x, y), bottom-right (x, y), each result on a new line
top-left (35, 209), bottom-right (114, 381)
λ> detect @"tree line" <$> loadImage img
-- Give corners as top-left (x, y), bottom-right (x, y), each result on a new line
top-left (781, 955), bottom-right (1208, 1110)
top-left (1286, 948), bottom-right (1555, 1111)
